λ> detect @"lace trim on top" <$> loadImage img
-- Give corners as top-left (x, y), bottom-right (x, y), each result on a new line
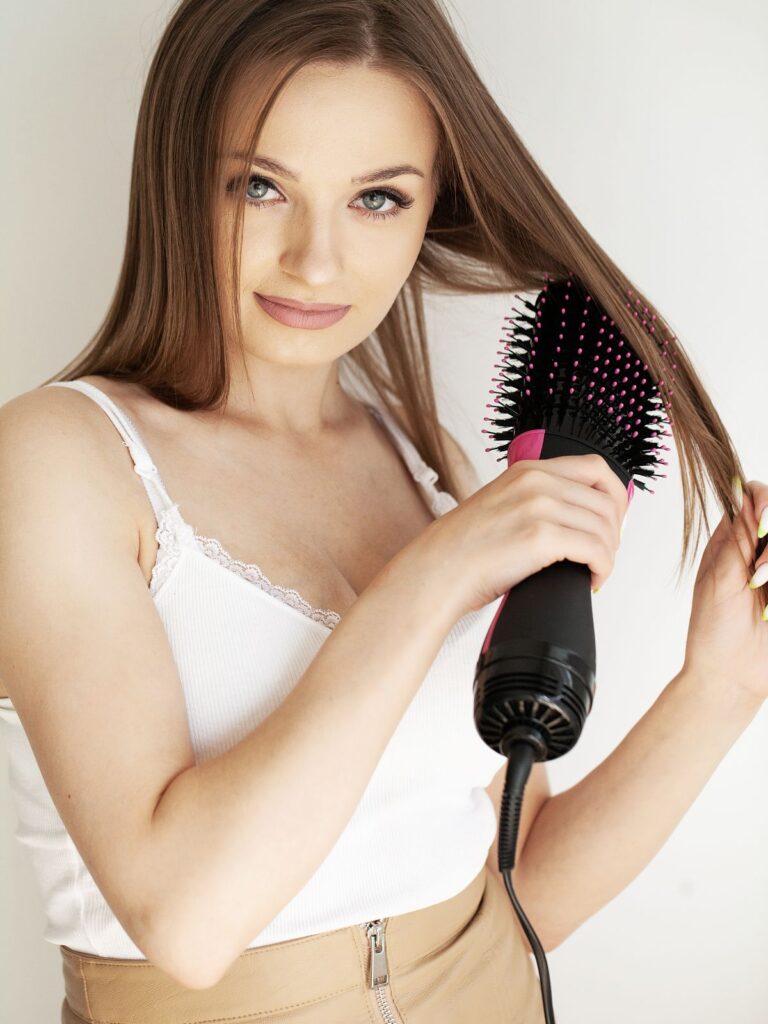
top-left (148, 504), bottom-right (343, 629)
top-left (148, 505), bottom-right (189, 597)
top-left (136, 402), bottom-right (457, 630)
top-left (192, 531), bottom-right (343, 630)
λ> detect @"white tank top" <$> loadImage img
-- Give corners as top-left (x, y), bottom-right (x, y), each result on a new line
top-left (0, 378), bottom-right (506, 958)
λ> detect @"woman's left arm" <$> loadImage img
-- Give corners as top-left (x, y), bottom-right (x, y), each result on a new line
top-left (511, 476), bottom-right (768, 953)
top-left (512, 664), bottom-right (763, 952)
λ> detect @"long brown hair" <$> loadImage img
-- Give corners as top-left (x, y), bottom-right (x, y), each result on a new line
top-left (47, 0), bottom-right (745, 583)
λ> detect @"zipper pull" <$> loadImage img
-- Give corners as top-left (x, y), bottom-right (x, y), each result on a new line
top-left (366, 920), bottom-right (389, 988)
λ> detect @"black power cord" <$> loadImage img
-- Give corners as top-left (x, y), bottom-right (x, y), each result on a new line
top-left (474, 633), bottom-right (594, 1023)
top-left (497, 732), bottom-right (556, 1023)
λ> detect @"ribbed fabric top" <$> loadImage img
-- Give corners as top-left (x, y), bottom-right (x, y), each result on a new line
top-left (0, 378), bottom-right (506, 958)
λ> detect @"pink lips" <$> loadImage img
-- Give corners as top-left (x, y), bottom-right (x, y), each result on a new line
top-left (255, 293), bottom-right (351, 329)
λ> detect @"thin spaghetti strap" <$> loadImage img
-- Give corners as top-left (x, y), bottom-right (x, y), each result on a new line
top-left (45, 380), bottom-right (175, 524)
top-left (365, 403), bottom-right (458, 517)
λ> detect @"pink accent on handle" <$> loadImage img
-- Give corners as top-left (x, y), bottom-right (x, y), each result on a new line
top-left (506, 429), bottom-right (546, 467)
top-left (481, 590), bottom-right (510, 654)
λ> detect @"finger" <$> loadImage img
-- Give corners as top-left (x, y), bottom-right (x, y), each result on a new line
top-left (732, 493), bottom-right (768, 621)
top-left (699, 484), bottom-right (755, 586)
top-left (553, 454), bottom-right (630, 524)
top-left (599, 457), bottom-right (632, 523)
top-left (732, 490), bottom-right (759, 569)
top-left (589, 456), bottom-right (631, 540)
top-left (745, 480), bottom-right (768, 594)
top-left (746, 479), bottom-right (768, 568)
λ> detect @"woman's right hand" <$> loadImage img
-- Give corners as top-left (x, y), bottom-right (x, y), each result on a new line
top-left (405, 454), bottom-right (632, 619)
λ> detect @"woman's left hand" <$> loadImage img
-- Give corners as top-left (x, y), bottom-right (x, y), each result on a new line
top-left (682, 476), bottom-right (768, 703)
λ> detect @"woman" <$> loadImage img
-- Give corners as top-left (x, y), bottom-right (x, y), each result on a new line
top-left (0, 1), bottom-right (766, 1021)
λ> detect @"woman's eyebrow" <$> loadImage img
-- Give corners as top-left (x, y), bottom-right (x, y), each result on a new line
top-left (221, 151), bottom-right (425, 184)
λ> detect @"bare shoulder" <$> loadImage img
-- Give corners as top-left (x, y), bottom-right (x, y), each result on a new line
top-left (387, 399), bottom-right (483, 503)
top-left (0, 385), bottom-right (96, 479)
top-left (0, 381), bottom-right (145, 558)
top-left (1, 377), bottom-right (120, 447)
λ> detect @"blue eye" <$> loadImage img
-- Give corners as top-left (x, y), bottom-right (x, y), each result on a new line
top-left (223, 174), bottom-right (415, 221)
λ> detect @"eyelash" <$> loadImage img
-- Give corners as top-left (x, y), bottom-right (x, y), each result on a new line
top-left (224, 174), bottom-right (415, 221)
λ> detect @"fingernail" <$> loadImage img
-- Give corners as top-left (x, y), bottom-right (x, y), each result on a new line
top-left (732, 474), bottom-right (743, 512)
top-left (749, 562), bottom-right (768, 589)
top-left (759, 506), bottom-right (768, 539)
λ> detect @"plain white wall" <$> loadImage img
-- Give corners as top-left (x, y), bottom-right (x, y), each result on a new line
top-left (1, 1), bottom-right (767, 1021)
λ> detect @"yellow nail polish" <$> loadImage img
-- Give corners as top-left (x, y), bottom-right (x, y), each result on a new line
top-left (732, 474), bottom-right (743, 512)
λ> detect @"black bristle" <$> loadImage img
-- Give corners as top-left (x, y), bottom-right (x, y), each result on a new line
top-left (483, 275), bottom-right (672, 495)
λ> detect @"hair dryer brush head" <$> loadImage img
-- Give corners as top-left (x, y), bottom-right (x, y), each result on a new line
top-left (483, 274), bottom-right (673, 496)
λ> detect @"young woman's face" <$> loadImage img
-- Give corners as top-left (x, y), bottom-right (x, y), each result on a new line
top-left (215, 63), bottom-right (439, 366)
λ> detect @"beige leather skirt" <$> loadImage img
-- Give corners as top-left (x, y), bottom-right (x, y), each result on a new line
top-left (60, 864), bottom-right (546, 1023)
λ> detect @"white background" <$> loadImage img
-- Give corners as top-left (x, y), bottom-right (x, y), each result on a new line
top-left (1, 1), bottom-right (767, 1020)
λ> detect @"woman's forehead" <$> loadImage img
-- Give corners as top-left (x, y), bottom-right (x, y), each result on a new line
top-left (219, 64), bottom-right (438, 171)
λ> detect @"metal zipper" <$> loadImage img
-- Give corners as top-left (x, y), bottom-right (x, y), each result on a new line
top-left (362, 919), bottom-right (406, 1024)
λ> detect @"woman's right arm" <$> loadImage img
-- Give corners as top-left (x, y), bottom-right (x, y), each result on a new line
top-left (0, 388), bottom-right (467, 991)
top-left (0, 388), bottom-right (627, 991)
top-left (148, 539), bottom-right (462, 988)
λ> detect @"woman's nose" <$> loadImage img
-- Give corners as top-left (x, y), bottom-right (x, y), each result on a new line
top-left (279, 214), bottom-right (345, 280)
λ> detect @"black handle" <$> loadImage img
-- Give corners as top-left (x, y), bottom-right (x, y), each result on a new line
top-left (472, 431), bottom-right (632, 762)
